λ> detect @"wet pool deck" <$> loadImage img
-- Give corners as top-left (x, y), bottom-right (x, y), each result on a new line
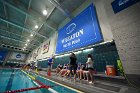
top-left (31, 70), bottom-right (140, 93)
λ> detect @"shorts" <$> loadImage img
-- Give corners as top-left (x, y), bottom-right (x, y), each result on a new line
top-left (88, 67), bottom-right (94, 70)
top-left (59, 67), bottom-right (62, 69)
top-left (48, 65), bottom-right (52, 70)
top-left (83, 71), bottom-right (89, 74)
top-left (70, 65), bottom-right (77, 74)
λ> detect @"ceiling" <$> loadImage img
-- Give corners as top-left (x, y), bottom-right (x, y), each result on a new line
top-left (0, 0), bottom-right (85, 53)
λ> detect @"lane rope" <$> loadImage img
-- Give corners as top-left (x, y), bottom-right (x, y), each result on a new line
top-left (3, 86), bottom-right (46, 93)
top-left (22, 70), bottom-right (59, 92)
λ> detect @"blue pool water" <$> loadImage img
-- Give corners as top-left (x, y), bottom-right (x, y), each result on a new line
top-left (0, 69), bottom-right (79, 93)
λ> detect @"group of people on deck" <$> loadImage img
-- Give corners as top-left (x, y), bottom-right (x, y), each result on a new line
top-left (56, 53), bottom-right (94, 84)
top-left (22, 53), bottom-right (94, 84)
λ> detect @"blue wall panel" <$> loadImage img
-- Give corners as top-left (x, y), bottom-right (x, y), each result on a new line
top-left (0, 49), bottom-right (8, 62)
top-left (56, 4), bottom-right (103, 54)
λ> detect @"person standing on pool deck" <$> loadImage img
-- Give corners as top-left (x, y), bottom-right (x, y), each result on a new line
top-left (86, 54), bottom-right (94, 84)
top-left (69, 52), bottom-right (77, 81)
top-left (47, 55), bottom-right (55, 77)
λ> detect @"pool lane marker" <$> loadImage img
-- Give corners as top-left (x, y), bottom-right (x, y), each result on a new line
top-left (43, 76), bottom-right (84, 93)
top-left (33, 81), bottom-right (39, 86)
top-left (21, 70), bottom-right (59, 93)
top-left (30, 71), bottom-right (84, 93)
top-left (5, 69), bottom-right (15, 91)
top-left (22, 71), bottom-right (33, 79)
top-left (3, 86), bottom-right (46, 93)
top-left (22, 70), bottom-right (45, 86)
top-left (48, 88), bottom-right (59, 93)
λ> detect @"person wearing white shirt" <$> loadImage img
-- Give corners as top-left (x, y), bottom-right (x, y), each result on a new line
top-left (86, 54), bottom-right (94, 84)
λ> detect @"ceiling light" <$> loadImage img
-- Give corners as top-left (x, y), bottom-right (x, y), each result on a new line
top-left (43, 10), bottom-right (48, 16)
top-left (30, 34), bottom-right (33, 37)
top-left (25, 44), bottom-right (27, 46)
top-left (27, 39), bottom-right (30, 42)
top-left (35, 25), bottom-right (38, 29)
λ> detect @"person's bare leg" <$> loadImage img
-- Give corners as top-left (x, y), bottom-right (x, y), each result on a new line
top-left (70, 71), bottom-right (72, 80)
top-left (79, 71), bottom-right (82, 80)
top-left (89, 69), bottom-right (94, 83)
top-left (56, 68), bottom-right (59, 75)
top-left (62, 70), bottom-right (68, 77)
top-left (83, 71), bottom-right (86, 80)
top-left (86, 71), bottom-right (89, 81)
top-left (66, 70), bottom-right (70, 78)
top-left (47, 67), bottom-right (51, 78)
top-left (74, 67), bottom-right (77, 82)
top-left (58, 70), bottom-right (62, 76)
top-left (74, 74), bottom-right (76, 82)
top-left (64, 71), bottom-right (68, 77)
top-left (77, 71), bottom-right (80, 79)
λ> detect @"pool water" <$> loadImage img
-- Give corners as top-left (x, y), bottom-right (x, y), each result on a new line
top-left (0, 69), bottom-right (79, 93)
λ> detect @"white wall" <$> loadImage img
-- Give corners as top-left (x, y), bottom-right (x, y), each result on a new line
top-left (96, 0), bottom-right (140, 86)
top-left (1, 50), bottom-right (28, 66)
top-left (9, 52), bottom-right (26, 61)
top-left (102, 0), bottom-right (140, 75)
top-left (27, 31), bottom-right (57, 62)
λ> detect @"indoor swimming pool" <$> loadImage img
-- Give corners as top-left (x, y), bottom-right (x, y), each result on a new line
top-left (0, 69), bottom-right (82, 93)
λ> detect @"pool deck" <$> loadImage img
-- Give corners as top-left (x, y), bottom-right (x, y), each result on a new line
top-left (31, 70), bottom-right (140, 93)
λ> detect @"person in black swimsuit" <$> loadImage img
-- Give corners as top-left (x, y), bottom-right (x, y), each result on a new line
top-left (69, 52), bottom-right (77, 81)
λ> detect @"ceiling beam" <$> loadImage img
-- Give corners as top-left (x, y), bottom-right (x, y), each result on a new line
top-left (22, 0), bottom-right (31, 47)
top-left (0, 17), bottom-right (48, 39)
top-left (0, 28), bottom-right (42, 44)
top-left (0, 35), bottom-right (38, 47)
top-left (48, 0), bottom-right (73, 19)
top-left (28, 0), bottom-right (32, 9)
top-left (0, 0), bottom-right (56, 31)
top-left (23, 0), bottom-right (32, 26)
top-left (3, 3), bottom-right (8, 22)
top-left (3, 2), bottom-right (10, 33)
top-left (0, 45), bottom-right (31, 53)
top-left (36, 6), bottom-right (56, 34)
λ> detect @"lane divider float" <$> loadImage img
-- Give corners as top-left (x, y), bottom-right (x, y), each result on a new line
top-left (3, 86), bottom-right (46, 93)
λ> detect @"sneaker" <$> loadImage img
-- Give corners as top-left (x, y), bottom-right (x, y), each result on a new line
top-left (89, 81), bottom-right (94, 84)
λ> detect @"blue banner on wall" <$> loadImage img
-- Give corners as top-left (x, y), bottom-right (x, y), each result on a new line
top-left (111, 0), bottom-right (140, 13)
top-left (56, 4), bottom-right (103, 54)
top-left (0, 50), bottom-right (8, 62)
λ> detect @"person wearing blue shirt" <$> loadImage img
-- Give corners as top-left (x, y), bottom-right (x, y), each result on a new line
top-left (48, 58), bottom-right (53, 66)
top-left (47, 55), bottom-right (55, 77)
